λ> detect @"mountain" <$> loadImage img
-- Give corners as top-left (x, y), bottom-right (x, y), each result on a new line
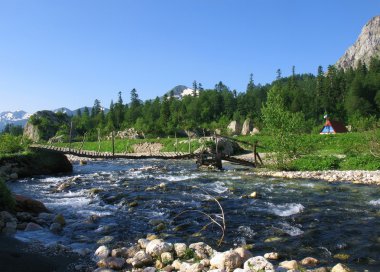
top-left (53, 107), bottom-right (74, 116)
top-left (336, 15), bottom-right (380, 70)
top-left (0, 110), bottom-right (32, 131)
top-left (165, 85), bottom-right (197, 99)
top-left (54, 107), bottom-right (109, 116)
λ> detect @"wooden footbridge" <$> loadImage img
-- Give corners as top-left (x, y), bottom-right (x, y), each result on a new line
top-left (30, 144), bottom-right (195, 160)
top-left (30, 134), bottom-right (262, 168)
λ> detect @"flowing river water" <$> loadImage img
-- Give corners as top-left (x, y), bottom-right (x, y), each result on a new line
top-left (8, 159), bottom-right (380, 270)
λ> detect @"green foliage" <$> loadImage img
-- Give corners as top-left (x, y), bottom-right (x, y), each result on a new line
top-left (339, 155), bottom-right (380, 170)
top-left (348, 114), bottom-right (378, 132)
top-left (181, 248), bottom-right (195, 260)
top-left (1, 124), bottom-right (23, 136)
top-left (0, 179), bottom-right (15, 212)
top-left (290, 156), bottom-right (341, 171)
top-left (0, 134), bottom-right (24, 154)
top-left (261, 86), bottom-right (311, 167)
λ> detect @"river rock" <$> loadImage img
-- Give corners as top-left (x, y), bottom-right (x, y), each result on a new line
top-left (180, 262), bottom-right (204, 272)
top-left (146, 239), bottom-right (173, 257)
top-left (189, 242), bottom-right (214, 259)
top-left (243, 256), bottom-right (274, 272)
top-left (0, 211), bottom-right (17, 234)
top-left (161, 252), bottom-right (174, 263)
top-left (241, 119), bottom-right (253, 135)
top-left (131, 250), bottom-right (154, 268)
top-left (138, 238), bottom-right (150, 249)
top-left (234, 247), bottom-right (253, 262)
top-left (331, 263), bottom-right (353, 272)
top-left (210, 250), bottom-right (242, 272)
top-left (172, 260), bottom-right (182, 270)
top-left (93, 268), bottom-right (116, 272)
top-left (9, 172), bottom-right (18, 180)
top-left (144, 267), bottom-right (157, 272)
top-left (300, 256), bottom-right (319, 266)
top-left (97, 236), bottom-right (115, 245)
top-left (174, 243), bottom-right (188, 258)
top-left (97, 257), bottom-right (125, 270)
top-left (24, 222), bottom-right (43, 231)
top-left (111, 247), bottom-right (128, 258)
top-left (14, 194), bottom-right (49, 214)
top-left (200, 258), bottom-right (211, 267)
top-left (53, 213), bottom-right (66, 226)
top-left (38, 212), bottom-right (55, 222)
top-left (50, 222), bottom-right (62, 233)
top-left (264, 252), bottom-right (279, 260)
top-left (95, 245), bottom-right (111, 259)
top-left (126, 244), bottom-right (142, 258)
top-left (155, 259), bottom-right (164, 269)
top-left (279, 260), bottom-right (298, 270)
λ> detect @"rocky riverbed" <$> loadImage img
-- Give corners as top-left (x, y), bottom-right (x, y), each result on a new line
top-left (255, 170), bottom-right (380, 185)
top-left (90, 237), bottom-right (353, 272)
top-left (3, 158), bottom-right (380, 271)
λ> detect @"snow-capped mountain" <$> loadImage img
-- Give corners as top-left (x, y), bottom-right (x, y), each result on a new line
top-left (0, 110), bottom-right (32, 131)
top-left (165, 85), bottom-right (198, 99)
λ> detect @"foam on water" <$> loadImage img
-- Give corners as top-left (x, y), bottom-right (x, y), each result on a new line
top-left (278, 222), bottom-right (304, 236)
top-left (268, 202), bottom-right (305, 217)
top-left (156, 175), bottom-right (195, 182)
top-left (206, 181), bottom-right (228, 194)
top-left (369, 199), bottom-right (380, 206)
top-left (237, 225), bottom-right (256, 238)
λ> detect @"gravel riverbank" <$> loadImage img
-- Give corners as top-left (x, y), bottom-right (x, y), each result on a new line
top-left (255, 170), bottom-right (380, 185)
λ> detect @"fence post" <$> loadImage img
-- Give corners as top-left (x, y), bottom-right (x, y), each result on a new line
top-left (68, 121), bottom-right (73, 153)
top-left (112, 131), bottom-right (115, 158)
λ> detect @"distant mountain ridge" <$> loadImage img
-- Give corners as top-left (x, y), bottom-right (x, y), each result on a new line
top-left (336, 15), bottom-right (380, 69)
top-left (0, 110), bottom-right (31, 131)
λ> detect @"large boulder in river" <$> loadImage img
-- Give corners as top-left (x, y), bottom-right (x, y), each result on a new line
top-left (227, 121), bottom-right (241, 135)
top-left (14, 195), bottom-right (49, 214)
top-left (0, 149), bottom-right (72, 180)
top-left (217, 137), bottom-right (244, 156)
top-left (24, 110), bottom-right (69, 142)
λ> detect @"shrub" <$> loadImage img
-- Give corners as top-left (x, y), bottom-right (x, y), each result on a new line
top-left (339, 155), bottom-right (380, 170)
top-left (0, 179), bottom-right (15, 212)
top-left (0, 134), bottom-right (24, 154)
top-left (290, 155), bottom-right (341, 171)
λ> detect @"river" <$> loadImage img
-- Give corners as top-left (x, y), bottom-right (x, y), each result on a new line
top-left (8, 159), bottom-right (380, 270)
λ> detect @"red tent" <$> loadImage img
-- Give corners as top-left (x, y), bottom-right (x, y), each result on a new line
top-left (320, 119), bottom-right (348, 134)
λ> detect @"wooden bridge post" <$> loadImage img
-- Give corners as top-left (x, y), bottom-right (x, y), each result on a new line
top-left (175, 131), bottom-right (177, 153)
top-left (112, 131), bottom-right (115, 158)
top-left (97, 128), bottom-right (101, 154)
top-left (68, 121), bottom-right (73, 153)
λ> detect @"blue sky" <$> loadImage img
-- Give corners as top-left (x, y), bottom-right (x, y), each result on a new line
top-left (0, 0), bottom-right (379, 113)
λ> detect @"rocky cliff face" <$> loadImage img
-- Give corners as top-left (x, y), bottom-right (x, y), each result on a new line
top-left (336, 16), bottom-right (380, 70)
top-left (23, 110), bottom-right (69, 142)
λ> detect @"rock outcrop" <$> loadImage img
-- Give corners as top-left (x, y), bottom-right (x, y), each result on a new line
top-left (241, 119), bottom-right (253, 135)
top-left (227, 121), bottom-right (241, 135)
top-left (24, 110), bottom-right (69, 142)
top-left (336, 15), bottom-right (380, 70)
